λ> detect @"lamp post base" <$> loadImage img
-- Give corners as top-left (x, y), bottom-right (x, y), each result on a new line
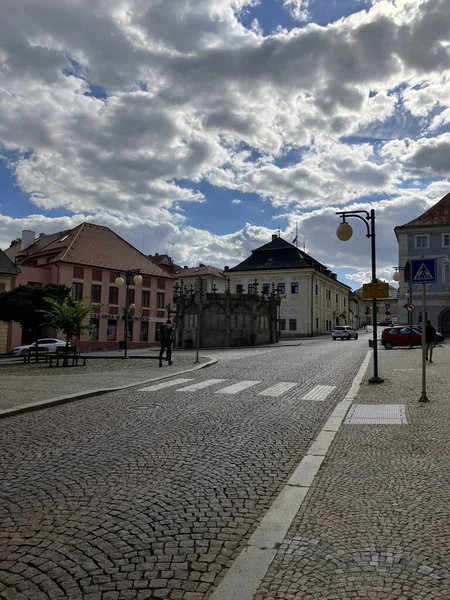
top-left (368, 376), bottom-right (384, 384)
top-left (419, 393), bottom-right (430, 403)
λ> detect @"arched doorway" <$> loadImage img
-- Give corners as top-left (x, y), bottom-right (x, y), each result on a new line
top-left (439, 308), bottom-right (450, 337)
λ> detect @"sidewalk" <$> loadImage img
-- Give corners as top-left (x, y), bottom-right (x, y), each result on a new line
top-left (0, 354), bottom-right (210, 413)
top-left (212, 344), bottom-right (450, 600)
top-left (254, 345), bottom-right (450, 599)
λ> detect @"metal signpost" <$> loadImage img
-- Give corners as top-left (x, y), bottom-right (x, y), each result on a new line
top-left (411, 259), bottom-right (436, 403)
top-left (194, 278), bottom-right (206, 363)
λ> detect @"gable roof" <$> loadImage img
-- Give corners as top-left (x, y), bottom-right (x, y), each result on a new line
top-left (174, 265), bottom-right (225, 278)
top-left (11, 223), bottom-right (173, 278)
top-left (229, 236), bottom-right (324, 272)
top-left (0, 248), bottom-right (20, 275)
top-left (228, 235), bottom-right (350, 288)
top-left (396, 192), bottom-right (450, 229)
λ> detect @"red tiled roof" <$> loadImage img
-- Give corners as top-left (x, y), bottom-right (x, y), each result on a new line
top-left (397, 192), bottom-right (450, 228)
top-left (174, 265), bottom-right (225, 278)
top-left (12, 223), bottom-right (173, 278)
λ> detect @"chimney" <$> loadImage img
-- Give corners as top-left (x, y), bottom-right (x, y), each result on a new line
top-left (224, 266), bottom-right (229, 271)
top-left (272, 234), bottom-right (277, 241)
top-left (21, 230), bottom-right (36, 251)
top-left (155, 252), bottom-right (159, 256)
top-left (184, 266), bottom-right (188, 269)
top-left (199, 263), bottom-right (205, 267)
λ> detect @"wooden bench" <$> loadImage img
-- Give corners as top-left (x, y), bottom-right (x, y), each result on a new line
top-left (23, 347), bottom-right (49, 364)
top-left (48, 347), bottom-right (87, 368)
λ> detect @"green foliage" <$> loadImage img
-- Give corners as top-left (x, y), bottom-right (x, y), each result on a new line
top-left (42, 297), bottom-right (97, 344)
top-left (0, 283), bottom-right (71, 331)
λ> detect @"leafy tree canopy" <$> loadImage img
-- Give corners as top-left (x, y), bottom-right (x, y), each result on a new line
top-left (42, 297), bottom-right (96, 347)
top-left (0, 283), bottom-right (71, 331)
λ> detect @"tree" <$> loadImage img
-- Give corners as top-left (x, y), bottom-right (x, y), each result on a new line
top-left (9, 238), bottom-right (21, 247)
top-left (0, 283), bottom-right (71, 361)
top-left (42, 297), bottom-right (96, 362)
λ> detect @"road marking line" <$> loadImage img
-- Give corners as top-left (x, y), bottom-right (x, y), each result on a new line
top-left (176, 379), bottom-right (227, 392)
top-left (258, 382), bottom-right (297, 397)
top-left (138, 378), bottom-right (194, 392)
top-left (215, 380), bottom-right (260, 395)
top-left (302, 385), bottom-right (336, 402)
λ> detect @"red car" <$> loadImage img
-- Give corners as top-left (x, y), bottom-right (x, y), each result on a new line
top-left (381, 326), bottom-right (443, 349)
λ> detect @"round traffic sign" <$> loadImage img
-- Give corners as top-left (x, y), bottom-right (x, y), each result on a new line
top-left (406, 303), bottom-right (415, 312)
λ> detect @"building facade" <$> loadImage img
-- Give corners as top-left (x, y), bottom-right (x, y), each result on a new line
top-left (3, 224), bottom-right (174, 351)
top-left (394, 192), bottom-right (450, 335)
top-left (354, 284), bottom-right (399, 325)
top-left (174, 265), bottom-right (226, 294)
top-left (227, 234), bottom-right (351, 337)
top-left (0, 249), bottom-right (20, 354)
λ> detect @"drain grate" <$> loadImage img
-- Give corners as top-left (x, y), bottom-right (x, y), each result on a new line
top-left (345, 404), bottom-right (407, 425)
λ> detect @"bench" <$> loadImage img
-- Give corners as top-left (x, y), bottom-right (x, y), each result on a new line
top-left (48, 347), bottom-right (87, 368)
top-left (23, 347), bottom-right (49, 364)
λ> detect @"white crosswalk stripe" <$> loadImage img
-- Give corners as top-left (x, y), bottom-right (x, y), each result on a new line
top-left (258, 382), bottom-right (298, 397)
top-left (215, 380), bottom-right (261, 395)
top-left (138, 378), bottom-right (194, 392)
top-left (176, 379), bottom-right (227, 392)
top-left (301, 385), bottom-right (336, 402)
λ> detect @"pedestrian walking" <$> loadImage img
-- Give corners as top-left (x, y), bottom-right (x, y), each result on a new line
top-left (425, 319), bottom-right (437, 363)
top-left (159, 319), bottom-right (173, 367)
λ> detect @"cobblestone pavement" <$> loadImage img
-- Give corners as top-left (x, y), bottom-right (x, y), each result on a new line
top-left (0, 338), bottom-right (366, 599)
top-left (255, 343), bottom-right (450, 599)
top-left (0, 356), bottom-right (209, 410)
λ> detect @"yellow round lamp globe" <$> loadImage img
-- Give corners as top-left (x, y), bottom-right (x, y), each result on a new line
top-left (336, 222), bottom-right (353, 241)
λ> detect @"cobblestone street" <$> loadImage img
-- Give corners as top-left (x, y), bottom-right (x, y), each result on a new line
top-left (0, 338), bottom-right (366, 599)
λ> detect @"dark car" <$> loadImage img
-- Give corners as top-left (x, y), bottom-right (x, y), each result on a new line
top-left (381, 326), bottom-right (444, 349)
top-left (377, 319), bottom-right (392, 326)
top-left (404, 325), bottom-right (444, 343)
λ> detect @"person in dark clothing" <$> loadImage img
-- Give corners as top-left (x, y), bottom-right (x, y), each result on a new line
top-left (425, 320), bottom-right (437, 363)
top-left (159, 319), bottom-right (173, 367)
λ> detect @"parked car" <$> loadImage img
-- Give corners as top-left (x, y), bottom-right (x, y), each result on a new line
top-left (377, 319), bottom-right (392, 326)
top-left (397, 325), bottom-right (444, 343)
top-left (11, 338), bottom-right (69, 355)
top-left (381, 326), bottom-right (444, 349)
top-left (332, 326), bottom-right (359, 340)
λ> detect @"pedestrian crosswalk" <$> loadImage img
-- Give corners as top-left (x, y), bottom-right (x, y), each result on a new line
top-left (138, 378), bottom-right (336, 401)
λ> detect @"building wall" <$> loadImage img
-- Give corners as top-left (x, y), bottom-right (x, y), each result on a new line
top-left (227, 269), bottom-right (350, 337)
top-left (7, 263), bottom-right (174, 351)
top-left (176, 273), bottom-right (226, 293)
top-left (0, 274), bottom-right (16, 354)
top-left (398, 227), bottom-right (450, 333)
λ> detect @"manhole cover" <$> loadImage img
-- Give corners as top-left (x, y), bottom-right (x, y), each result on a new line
top-left (345, 404), bottom-right (407, 425)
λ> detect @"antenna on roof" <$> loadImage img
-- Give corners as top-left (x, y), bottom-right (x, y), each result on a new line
top-left (292, 221), bottom-right (299, 247)
top-left (277, 227), bottom-right (281, 238)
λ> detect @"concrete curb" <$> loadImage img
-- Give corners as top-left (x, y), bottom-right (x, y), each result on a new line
top-left (0, 358), bottom-right (218, 419)
top-left (210, 351), bottom-right (372, 600)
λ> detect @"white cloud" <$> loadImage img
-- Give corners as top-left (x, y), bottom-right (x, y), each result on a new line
top-left (232, 199), bottom-right (243, 204)
top-left (0, 0), bottom-right (449, 276)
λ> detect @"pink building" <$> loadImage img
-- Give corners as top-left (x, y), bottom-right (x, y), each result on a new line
top-left (4, 223), bottom-right (174, 351)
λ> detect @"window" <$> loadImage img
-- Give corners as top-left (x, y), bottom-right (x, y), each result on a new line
top-left (157, 292), bottom-right (165, 308)
top-left (107, 319), bottom-right (117, 341)
top-left (344, 297), bottom-right (346, 307)
top-left (140, 321), bottom-right (149, 342)
top-left (443, 233), bottom-right (450, 248)
top-left (90, 319), bottom-right (99, 341)
top-left (336, 293), bottom-right (338, 303)
top-left (142, 290), bottom-right (150, 307)
top-left (315, 283), bottom-right (318, 296)
top-left (155, 322), bottom-right (163, 342)
top-left (444, 264), bottom-right (450, 283)
top-left (415, 234), bottom-right (429, 249)
top-left (248, 284), bottom-right (255, 294)
top-left (127, 288), bottom-right (135, 305)
top-left (316, 317), bottom-right (319, 329)
top-left (279, 319), bottom-right (286, 331)
top-left (291, 282), bottom-right (299, 294)
top-left (109, 286), bottom-right (119, 304)
top-left (419, 311), bottom-right (429, 323)
top-left (92, 269), bottom-right (102, 282)
top-left (71, 282), bottom-right (83, 301)
top-left (289, 319), bottom-right (297, 331)
top-left (91, 284), bottom-right (102, 303)
top-left (277, 283), bottom-right (285, 294)
top-left (262, 283), bottom-right (270, 296)
top-left (236, 284), bottom-right (244, 294)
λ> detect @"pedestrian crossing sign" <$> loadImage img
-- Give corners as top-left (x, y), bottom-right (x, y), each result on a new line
top-left (411, 258), bottom-right (436, 283)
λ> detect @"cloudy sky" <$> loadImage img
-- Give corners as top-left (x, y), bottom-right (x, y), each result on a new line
top-left (1, 0), bottom-right (450, 288)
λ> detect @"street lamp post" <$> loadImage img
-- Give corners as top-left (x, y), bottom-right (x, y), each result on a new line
top-left (115, 269), bottom-right (143, 359)
top-left (336, 208), bottom-right (384, 384)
